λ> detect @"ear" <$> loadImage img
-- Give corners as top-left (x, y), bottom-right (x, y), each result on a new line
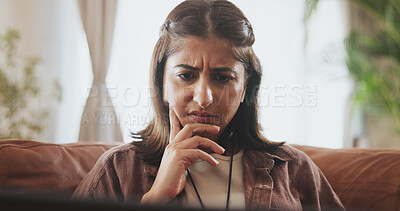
top-left (163, 83), bottom-right (170, 105)
top-left (241, 68), bottom-right (251, 103)
top-left (241, 87), bottom-right (246, 103)
top-left (163, 95), bottom-right (169, 105)
top-left (163, 68), bottom-right (169, 105)
top-left (163, 86), bottom-right (170, 107)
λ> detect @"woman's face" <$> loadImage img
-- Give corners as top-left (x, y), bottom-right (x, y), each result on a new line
top-left (163, 37), bottom-right (246, 141)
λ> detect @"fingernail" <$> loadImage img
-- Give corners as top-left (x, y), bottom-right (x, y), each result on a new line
top-left (215, 126), bottom-right (220, 131)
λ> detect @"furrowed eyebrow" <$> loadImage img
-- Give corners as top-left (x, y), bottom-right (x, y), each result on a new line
top-left (174, 64), bottom-right (235, 73)
top-left (211, 67), bottom-right (235, 73)
top-left (174, 64), bottom-right (200, 71)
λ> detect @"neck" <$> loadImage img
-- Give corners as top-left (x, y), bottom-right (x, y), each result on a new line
top-left (219, 137), bottom-right (242, 156)
top-left (209, 128), bottom-right (242, 156)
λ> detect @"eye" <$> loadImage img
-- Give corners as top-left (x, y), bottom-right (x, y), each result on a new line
top-left (178, 73), bottom-right (196, 80)
top-left (214, 74), bottom-right (232, 83)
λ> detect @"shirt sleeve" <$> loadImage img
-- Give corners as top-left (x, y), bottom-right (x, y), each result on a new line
top-left (292, 149), bottom-right (345, 211)
top-left (71, 150), bottom-right (124, 202)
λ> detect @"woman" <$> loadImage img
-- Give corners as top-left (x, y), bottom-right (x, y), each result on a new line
top-left (73, 0), bottom-right (345, 210)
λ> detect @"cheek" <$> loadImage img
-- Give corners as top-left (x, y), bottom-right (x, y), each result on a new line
top-left (163, 78), bottom-right (190, 107)
top-left (218, 84), bottom-right (244, 108)
top-left (163, 75), bottom-right (177, 105)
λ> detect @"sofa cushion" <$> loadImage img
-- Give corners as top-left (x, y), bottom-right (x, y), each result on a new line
top-left (0, 140), bottom-right (118, 196)
top-left (295, 145), bottom-right (400, 211)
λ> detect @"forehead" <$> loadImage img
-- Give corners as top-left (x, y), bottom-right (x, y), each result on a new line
top-left (168, 36), bottom-right (238, 66)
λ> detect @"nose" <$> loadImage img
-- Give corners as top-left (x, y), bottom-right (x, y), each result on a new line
top-left (193, 77), bottom-right (213, 108)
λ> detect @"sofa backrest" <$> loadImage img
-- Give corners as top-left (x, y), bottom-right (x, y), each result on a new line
top-left (0, 140), bottom-right (118, 195)
top-left (0, 140), bottom-right (399, 210)
top-left (296, 145), bottom-right (400, 211)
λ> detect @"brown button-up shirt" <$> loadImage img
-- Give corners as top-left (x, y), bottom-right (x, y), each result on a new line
top-left (73, 143), bottom-right (345, 210)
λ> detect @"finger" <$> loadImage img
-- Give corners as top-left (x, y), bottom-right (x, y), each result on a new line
top-left (169, 106), bottom-right (181, 143)
top-left (181, 149), bottom-right (219, 166)
top-left (173, 123), bottom-right (220, 143)
top-left (173, 136), bottom-right (225, 154)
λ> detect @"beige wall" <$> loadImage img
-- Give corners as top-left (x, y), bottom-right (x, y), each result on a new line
top-left (0, 0), bottom-right (91, 143)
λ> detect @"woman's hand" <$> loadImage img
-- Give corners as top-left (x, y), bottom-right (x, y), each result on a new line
top-left (141, 107), bottom-right (225, 204)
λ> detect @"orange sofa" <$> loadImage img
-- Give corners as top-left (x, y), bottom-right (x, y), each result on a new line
top-left (0, 139), bottom-right (399, 210)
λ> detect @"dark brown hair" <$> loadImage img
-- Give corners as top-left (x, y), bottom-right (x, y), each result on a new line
top-left (132, 0), bottom-right (283, 164)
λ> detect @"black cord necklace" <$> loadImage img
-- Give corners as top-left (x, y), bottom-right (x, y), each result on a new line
top-left (186, 144), bottom-right (234, 210)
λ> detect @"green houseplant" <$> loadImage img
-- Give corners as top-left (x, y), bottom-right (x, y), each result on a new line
top-left (0, 29), bottom-right (62, 139)
top-left (305, 0), bottom-right (400, 136)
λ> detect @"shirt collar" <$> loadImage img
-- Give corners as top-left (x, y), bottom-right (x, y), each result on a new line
top-left (144, 162), bottom-right (159, 177)
top-left (245, 145), bottom-right (295, 169)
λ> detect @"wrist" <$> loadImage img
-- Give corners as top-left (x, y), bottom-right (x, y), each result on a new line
top-left (141, 189), bottom-right (171, 205)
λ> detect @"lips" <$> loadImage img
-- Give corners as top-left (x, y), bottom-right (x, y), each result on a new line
top-left (188, 111), bottom-right (217, 124)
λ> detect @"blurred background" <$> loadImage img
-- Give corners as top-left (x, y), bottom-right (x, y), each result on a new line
top-left (0, 0), bottom-right (399, 149)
